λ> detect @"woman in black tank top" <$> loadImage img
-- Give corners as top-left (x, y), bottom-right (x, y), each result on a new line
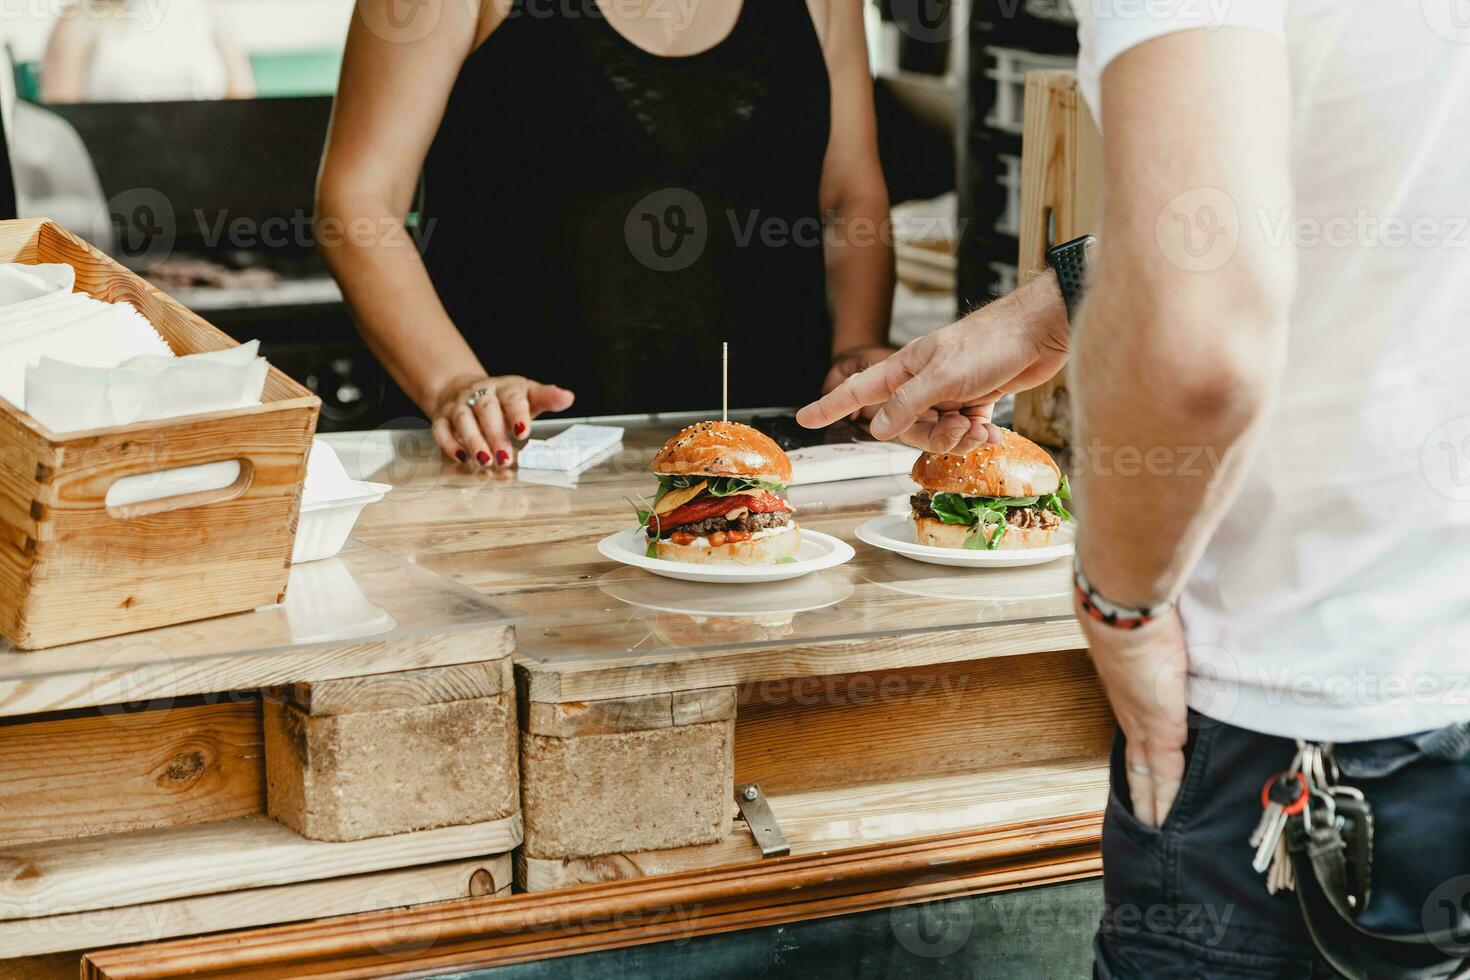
top-left (319, 0), bottom-right (894, 466)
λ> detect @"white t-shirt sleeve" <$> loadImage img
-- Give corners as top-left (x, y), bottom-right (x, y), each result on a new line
top-left (1074, 1), bottom-right (1288, 122)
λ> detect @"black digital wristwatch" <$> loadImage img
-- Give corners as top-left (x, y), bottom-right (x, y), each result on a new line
top-left (1044, 234), bottom-right (1097, 324)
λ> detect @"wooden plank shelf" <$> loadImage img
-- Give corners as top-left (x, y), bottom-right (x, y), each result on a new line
top-left (0, 855), bottom-right (512, 959)
top-left (0, 542), bottom-right (523, 969)
top-left (80, 815), bottom-right (1103, 979)
top-left (0, 813), bottom-right (521, 923)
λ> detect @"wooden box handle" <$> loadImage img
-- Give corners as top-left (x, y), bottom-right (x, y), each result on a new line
top-left (104, 459), bottom-right (255, 520)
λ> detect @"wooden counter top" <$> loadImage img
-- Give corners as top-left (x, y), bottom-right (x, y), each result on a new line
top-left (0, 542), bottom-right (515, 718)
top-left (332, 419), bottom-right (1085, 702)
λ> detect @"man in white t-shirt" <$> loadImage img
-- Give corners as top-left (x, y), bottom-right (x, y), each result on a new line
top-left (801, 2), bottom-right (1470, 976)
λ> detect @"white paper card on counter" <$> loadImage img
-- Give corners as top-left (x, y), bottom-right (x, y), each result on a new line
top-left (518, 423), bottom-right (624, 471)
top-left (786, 442), bottom-right (922, 486)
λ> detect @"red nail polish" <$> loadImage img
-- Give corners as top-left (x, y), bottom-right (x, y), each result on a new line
top-left (477, 451), bottom-right (490, 465)
top-left (514, 422), bottom-right (526, 436)
top-left (456, 450), bottom-right (467, 462)
top-left (497, 450), bottom-right (510, 465)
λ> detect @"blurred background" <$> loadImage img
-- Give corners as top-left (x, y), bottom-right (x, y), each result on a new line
top-left (0, 0), bottom-right (1080, 430)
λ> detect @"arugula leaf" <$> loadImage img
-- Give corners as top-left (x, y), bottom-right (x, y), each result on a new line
top-left (706, 476), bottom-right (787, 498)
top-left (930, 493), bottom-right (977, 525)
top-left (657, 474), bottom-right (785, 498)
top-left (776, 556), bottom-right (798, 564)
top-left (646, 539), bottom-right (659, 558)
top-left (624, 496), bottom-right (652, 527)
top-left (922, 472), bottom-right (1073, 537)
top-left (1039, 474), bottom-right (1074, 522)
top-left (987, 521), bottom-right (1008, 550)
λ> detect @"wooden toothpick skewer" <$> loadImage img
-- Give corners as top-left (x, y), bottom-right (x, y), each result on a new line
top-left (722, 342), bottom-right (728, 423)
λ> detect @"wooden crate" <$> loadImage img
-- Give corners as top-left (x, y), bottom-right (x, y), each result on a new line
top-left (1013, 71), bottom-right (1103, 450)
top-left (0, 218), bottom-right (320, 649)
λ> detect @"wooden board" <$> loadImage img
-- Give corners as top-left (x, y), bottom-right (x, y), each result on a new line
top-left (276, 659), bottom-right (513, 716)
top-left (1013, 71), bottom-right (1104, 450)
top-left (735, 650), bottom-right (1110, 795)
top-left (0, 813), bottom-right (521, 920)
top-left (0, 543), bottom-right (514, 719)
top-left (523, 688), bottom-right (736, 738)
top-left (0, 952), bottom-right (81, 979)
top-left (0, 856), bottom-right (512, 959)
top-left (519, 619), bottom-right (1085, 704)
top-left (81, 815), bottom-right (1102, 979)
top-left (0, 699), bottom-right (262, 847)
top-left (521, 757), bottom-right (1107, 891)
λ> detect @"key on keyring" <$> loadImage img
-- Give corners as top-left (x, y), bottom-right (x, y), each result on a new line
top-left (1252, 771), bottom-right (1307, 873)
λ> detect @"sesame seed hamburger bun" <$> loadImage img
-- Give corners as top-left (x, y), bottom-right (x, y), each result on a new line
top-left (651, 421), bottom-right (792, 485)
top-left (909, 428), bottom-right (1060, 498)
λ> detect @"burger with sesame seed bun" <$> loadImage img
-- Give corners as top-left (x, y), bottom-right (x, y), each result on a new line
top-left (630, 421), bottom-right (799, 564)
top-left (909, 428), bottom-right (1072, 550)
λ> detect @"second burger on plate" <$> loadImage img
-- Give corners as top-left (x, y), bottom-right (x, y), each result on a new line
top-left (909, 428), bottom-right (1072, 550)
top-left (631, 421), bottom-right (798, 564)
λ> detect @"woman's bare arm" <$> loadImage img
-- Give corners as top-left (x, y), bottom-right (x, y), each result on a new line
top-left (318, 0), bottom-right (571, 466)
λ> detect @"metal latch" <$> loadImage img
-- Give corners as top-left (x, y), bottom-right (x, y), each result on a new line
top-left (735, 782), bottom-right (789, 858)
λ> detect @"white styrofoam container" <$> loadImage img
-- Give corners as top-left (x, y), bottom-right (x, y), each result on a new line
top-left (291, 480), bottom-right (392, 564)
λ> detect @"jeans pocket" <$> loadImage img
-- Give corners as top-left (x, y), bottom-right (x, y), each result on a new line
top-left (1107, 714), bottom-right (1218, 837)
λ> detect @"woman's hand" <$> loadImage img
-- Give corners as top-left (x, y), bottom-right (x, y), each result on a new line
top-left (823, 346), bottom-right (898, 421)
top-left (429, 375), bottom-right (576, 468)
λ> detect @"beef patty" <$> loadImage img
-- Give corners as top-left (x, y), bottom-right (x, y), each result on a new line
top-left (648, 508), bottom-right (791, 540)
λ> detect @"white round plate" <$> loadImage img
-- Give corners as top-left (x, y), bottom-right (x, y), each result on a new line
top-left (597, 527), bottom-right (855, 584)
top-left (598, 567), bottom-right (854, 617)
top-left (854, 513), bottom-right (1075, 568)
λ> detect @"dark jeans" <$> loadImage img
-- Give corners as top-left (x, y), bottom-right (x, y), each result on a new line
top-left (1094, 713), bottom-right (1470, 979)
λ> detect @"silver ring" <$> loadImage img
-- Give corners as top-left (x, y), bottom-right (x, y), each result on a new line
top-left (466, 386), bottom-right (491, 409)
top-left (1127, 762), bottom-right (1152, 776)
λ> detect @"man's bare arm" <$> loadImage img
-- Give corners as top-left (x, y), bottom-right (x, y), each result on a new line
top-left (1072, 25), bottom-right (1295, 827)
top-left (1072, 25), bottom-right (1296, 608)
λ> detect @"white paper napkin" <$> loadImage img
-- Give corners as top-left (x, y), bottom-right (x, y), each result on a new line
top-left (518, 424), bottom-right (624, 471)
top-left (24, 341), bottom-right (267, 433)
top-left (0, 262), bottom-right (75, 307)
top-left (0, 296), bottom-right (172, 407)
